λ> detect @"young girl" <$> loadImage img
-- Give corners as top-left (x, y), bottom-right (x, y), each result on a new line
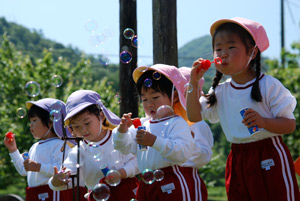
top-left (113, 64), bottom-right (208, 201)
top-left (49, 90), bottom-right (139, 201)
top-left (4, 98), bottom-right (75, 201)
top-left (186, 17), bottom-right (300, 201)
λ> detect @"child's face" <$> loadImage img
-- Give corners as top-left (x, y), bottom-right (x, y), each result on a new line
top-left (29, 116), bottom-right (51, 140)
top-left (213, 32), bottom-right (253, 78)
top-left (141, 87), bottom-right (172, 119)
top-left (70, 111), bottom-right (103, 142)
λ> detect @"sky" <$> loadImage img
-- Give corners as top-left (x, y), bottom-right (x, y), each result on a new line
top-left (0, 0), bottom-right (300, 66)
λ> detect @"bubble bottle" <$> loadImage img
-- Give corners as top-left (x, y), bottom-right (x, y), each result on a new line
top-left (132, 119), bottom-right (148, 151)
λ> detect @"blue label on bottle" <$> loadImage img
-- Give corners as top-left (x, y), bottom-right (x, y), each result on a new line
top-left (137, 126), bottom-right (148, 151)
top-left (22, 152), bottom-right (29, 160)
top-left (240, 108), bottom-right (260, 135)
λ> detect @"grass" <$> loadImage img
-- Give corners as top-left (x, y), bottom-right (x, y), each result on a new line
top-left (207, 186), bottom-right (227, 201)
top-left (0, 182), bottom-right (26, 199)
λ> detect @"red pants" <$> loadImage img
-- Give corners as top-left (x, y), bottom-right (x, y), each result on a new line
top-left (226, 136), bottom-right (300, 201)
top-left (26, 184), bottom-right (87, 201)
top-left (137, 165), bottom-right (207, 201)
top-left (89, 177), bottom-right (139, 201)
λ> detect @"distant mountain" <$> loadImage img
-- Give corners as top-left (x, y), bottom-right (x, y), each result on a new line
top-left (178, 35), bottom-right (213, 67)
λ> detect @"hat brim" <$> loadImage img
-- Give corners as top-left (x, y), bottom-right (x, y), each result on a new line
top-left (64, 102), bottom-right (120, 128)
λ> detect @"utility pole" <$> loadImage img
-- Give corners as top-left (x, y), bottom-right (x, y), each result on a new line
top-left (119, 0), bottom-right (139, 117)
top-left (281, 0), bottom-right (285, 67)
top-left (152, 0), bottom-right (178, 66)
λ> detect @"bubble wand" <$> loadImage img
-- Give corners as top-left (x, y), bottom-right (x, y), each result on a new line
top-left (197, 57), bottom-right (222, 70)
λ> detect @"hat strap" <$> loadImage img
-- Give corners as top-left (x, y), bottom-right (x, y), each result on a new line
top-left (171, 85), bottom-right (175, 108)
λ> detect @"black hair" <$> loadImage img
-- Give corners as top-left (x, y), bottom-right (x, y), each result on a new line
top-left (28, 105), bottom-right (54, 132)
top-left (206, 22), bottom-right (262, 107)
top-left (136, 70), bottom-right (174, 99)
top-left (69, 104), bottom-right (109, 127)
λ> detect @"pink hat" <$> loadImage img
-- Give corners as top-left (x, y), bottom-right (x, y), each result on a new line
top-left (210, 17), bottom-right (269, 52)
top-left (178, 67), bottom-right (205, 92)
top-left (133, 64), bottom-right (188, 110)
top-left (64, 90), bottom-right (120, 129)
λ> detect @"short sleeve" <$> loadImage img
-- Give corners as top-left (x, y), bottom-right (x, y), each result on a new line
top-left (200, 94), bottom-right (219, 123)
top-left (266, 77), bottom-right (296, 119)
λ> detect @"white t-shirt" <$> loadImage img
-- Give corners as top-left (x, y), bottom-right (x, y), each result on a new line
top-left (200, 74), bottom-right (296, 143)
top-left (113, 115), bottom-right (195, 171)
top-left (9, 137), bottom-right (70, 187)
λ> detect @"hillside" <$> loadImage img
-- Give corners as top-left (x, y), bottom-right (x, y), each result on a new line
top-left (178, 35), bottom-right (213, 67)
top-left (0, 17), bottom-right (120, 90)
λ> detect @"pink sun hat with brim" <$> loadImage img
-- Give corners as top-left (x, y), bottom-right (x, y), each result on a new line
top-left (178, 67), bottom-right (205, 93)
top-left (210, 17), bottom-right (269, 53)
top-left (26, 98), bottom-right (75, 144)
top-left (64, 90), bottom-right (120, 129)
top-left (133, 64), bottom-right (188, 110)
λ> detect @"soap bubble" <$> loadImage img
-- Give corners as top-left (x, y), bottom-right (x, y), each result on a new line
top-left (51, 75), bottom-right (63, 87)
top-left (92, 183), bottom-right (110, 201)
top-left (156, 105), bottom-right (174, 120)
top-left (120, 51), bottom-right (132, 64)
top-left (154, 169), bottom-right (164, 181)
top-left (25, 81), bottom-right (40, 97)
top-left (105, 170), bottom-right (121, 187)
top-left (142, 169), bottom-right (155, 184)
top-left (144, 78), bottom-right (152, 88)
top-left (16, 108), bottom-right (26, 118)
top-left (123, 28), bottom-right (135, 39)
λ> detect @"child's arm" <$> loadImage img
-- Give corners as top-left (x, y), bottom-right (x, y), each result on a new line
top-left (186, 59), bottom-right (208, 122)
top-left (4, 134), bottom-right (27, 176)
top-left (113, 113), bottom-right (138, 155)
top-left (118, 153), bottom-right (139, 178)
top-left (243, 108), bottom-right (296, 134)
top-left (189, 121), bottom-right (214, 167)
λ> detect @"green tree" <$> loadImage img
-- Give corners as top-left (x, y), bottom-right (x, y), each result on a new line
top-left (0, 34), bottom-right (119, 197)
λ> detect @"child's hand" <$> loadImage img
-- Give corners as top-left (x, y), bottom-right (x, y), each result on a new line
top-left (52, 166), bottom-right (71, 186)
top-left (242, 108), bottom-right (265, 128)
top-left (191, 58), bottom-right (208, 85)
top-left (118, 113), bottom-right (132, 133)
top-left (4, 132), bottom-right (17, 153)
top-left (136, 130), bottom-right (156, 146)
top-left (23, 159), bottom-right (41, 172)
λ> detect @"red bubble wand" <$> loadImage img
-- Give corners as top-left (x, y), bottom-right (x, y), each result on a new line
top-left (198, 57), bottom-right (222, 70)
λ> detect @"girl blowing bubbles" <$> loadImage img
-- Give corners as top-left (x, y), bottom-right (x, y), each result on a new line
top-left (186, 17), bottom-right (300, 201)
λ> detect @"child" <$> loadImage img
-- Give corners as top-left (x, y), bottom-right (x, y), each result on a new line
top-left (178, 67), bottom-right (214, 169)
top-left (49, 90), bottom-right (139, 201)
top-left (186, 17), bottom-right (300, 201)
top-left (4, 98), bottom-right (75, 201)
top-left (113, 64), bottom-right (208, 201)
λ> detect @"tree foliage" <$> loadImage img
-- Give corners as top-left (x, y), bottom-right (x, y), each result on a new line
top-left (0, 34), bottom-right (120, 192)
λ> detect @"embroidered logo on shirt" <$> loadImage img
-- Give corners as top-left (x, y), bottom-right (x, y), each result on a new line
top-left (161, 183), bottom-right (175, 194)
top-left (261, 159), bottom-right (275, 170)
top-left (38, 193), bottom-right (49, 200)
